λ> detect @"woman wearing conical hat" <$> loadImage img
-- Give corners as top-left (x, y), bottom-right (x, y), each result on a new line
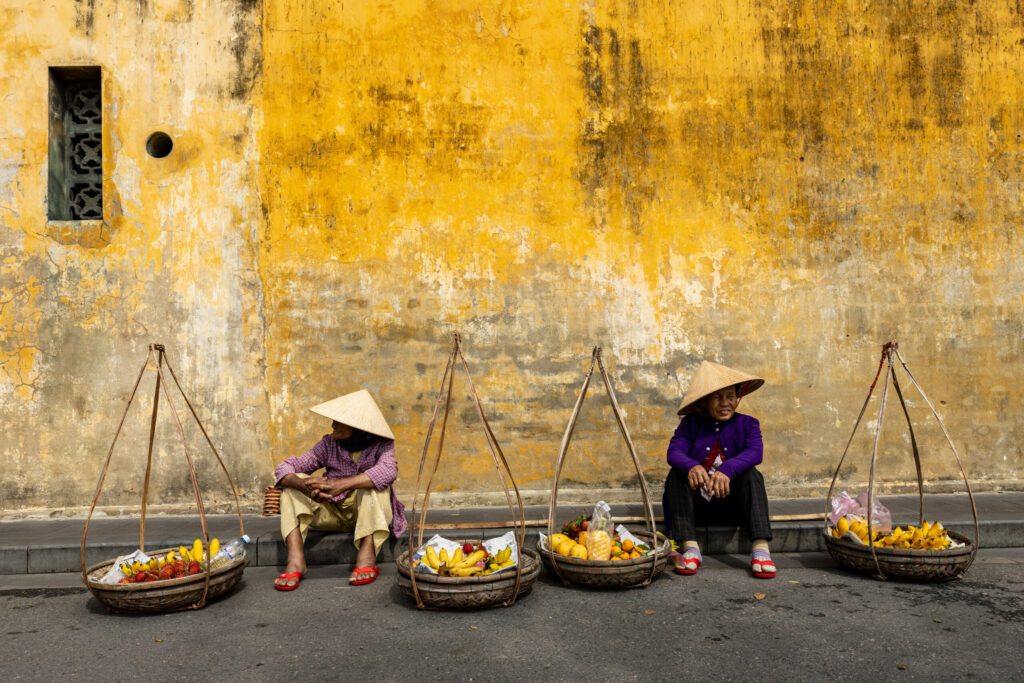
top-left (272, 389), bottom-right (406, 590)
top-left (663, 361), bottom-right (776, 579)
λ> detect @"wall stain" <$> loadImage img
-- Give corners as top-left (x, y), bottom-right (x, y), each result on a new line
top-left (230, 0), bottom-right (263, 100)
top-left (575, 11), bottom-right (664, 235)
top-left (75, 0), bottom-right (96, 36)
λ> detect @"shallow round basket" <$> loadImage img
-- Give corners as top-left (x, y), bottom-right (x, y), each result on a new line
top-left (824, 529), bottom-right (975, 582)
top-left (395, 548), bottom-right (541, 610)
top-left (84, 548), bottom-right (247, 613)
top-left (537, 531), bottom-right (670, 589)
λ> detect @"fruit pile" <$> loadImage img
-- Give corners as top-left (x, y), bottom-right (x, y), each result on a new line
top-left (117, 538), bottom-right (219, 584)
top-left (417, 541), bottom-right (515, 577)
top-left (549, 514), bottom-right (651, 561)
top-left (831, 516), bottom-right (956, 550)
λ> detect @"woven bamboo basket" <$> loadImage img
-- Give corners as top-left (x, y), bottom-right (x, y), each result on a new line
top-left (84, 548), bottom-right (247, 613)
top-left (537, 531), bottom-right (670, 589)
top-left (402, 334), bottom-right (533, 609)
top-left (544, 348), bottom-right (667, 589)
top-left (824, 530), bottom-right (974, 582)
top-left (824, 342), bottom-right (979, 581)
top-left (81, 344), bottom-right (249, 612)
top-left (396, 548), bottom-right (541, 609)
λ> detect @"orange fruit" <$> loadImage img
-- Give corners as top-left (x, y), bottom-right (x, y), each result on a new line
top-left (622, 539), bottom-right (635, 552)
top-left (630, 551), bottom-right (641, 559)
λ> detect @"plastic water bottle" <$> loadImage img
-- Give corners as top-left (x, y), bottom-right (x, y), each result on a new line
top-left (210, 534), bottom-right (250, 570)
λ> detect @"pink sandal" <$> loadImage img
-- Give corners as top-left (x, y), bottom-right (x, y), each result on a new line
top-left (670, 550), bottom-right (701, 575)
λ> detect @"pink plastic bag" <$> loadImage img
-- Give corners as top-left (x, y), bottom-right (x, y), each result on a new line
top-left (828, 490), bottom-right (893, 532)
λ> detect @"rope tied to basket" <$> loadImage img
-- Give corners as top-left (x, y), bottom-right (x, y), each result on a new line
top-left (546, 346), bottom-right (661, 587)
top-left (407, 333), bottom-right (527, 609)
top-left (824, 341), bottom-right (979, 580)
top-left (80, 344), bottom-right (246, 610)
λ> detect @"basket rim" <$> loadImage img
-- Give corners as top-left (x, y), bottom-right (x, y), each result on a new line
top-left (823, 529), bottom-right (974, 557)
top-left (396, 547), bottom-right (540, 585)
top-left (84, 547), bottom-right (246, 592)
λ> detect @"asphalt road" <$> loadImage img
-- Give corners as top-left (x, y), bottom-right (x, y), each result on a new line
top-left (3, 551), bottom-right (1023, 682)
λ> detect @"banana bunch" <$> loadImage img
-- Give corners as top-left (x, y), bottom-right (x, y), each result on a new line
top-left (876, 521), bottom-right (953, 550)
top-left (481, 546), bottom-right (515, 575)
top-left (417, 544), bottom-right (515, 577)
top-left (830, 516), bottom-right (954, 550)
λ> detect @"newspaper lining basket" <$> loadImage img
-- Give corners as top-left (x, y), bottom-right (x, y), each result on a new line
top-left (84, 548), bottom-right (247, 613)
top-left (396, 548), bottom-right (541, 609)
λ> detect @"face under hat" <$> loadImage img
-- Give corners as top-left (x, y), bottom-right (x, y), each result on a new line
top-left (677, 361), bottom-right (764, 415)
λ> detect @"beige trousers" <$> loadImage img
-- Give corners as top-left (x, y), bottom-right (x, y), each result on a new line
top-left (279, 473), bottom-right (393, 556)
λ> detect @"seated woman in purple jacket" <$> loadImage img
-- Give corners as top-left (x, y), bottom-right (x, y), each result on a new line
top-left (663, 361), bottom-right (775, 578)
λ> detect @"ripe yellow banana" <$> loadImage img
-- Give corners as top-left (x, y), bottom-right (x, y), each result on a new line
top-left (425, 546), bottom-right (440, 571)
top-left (439, 548), bottom-right (450, 566)
top-left (209, 538), bottom-right (221, 558)
top-left (191, 539), bottom-right (204, 562)
top-left (449, 565), bottom-right (483, 577)
top-left (450, 548), bottom-right (464, 566)
top-left (451, 550), bottom-right (486, 570)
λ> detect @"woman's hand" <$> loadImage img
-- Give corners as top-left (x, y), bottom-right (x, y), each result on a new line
top-left (709, 471), bottom-right (731, 498)
top-left (280, 473), bottom-right (323, 498)
top-left (688, 465), bottom-right (710, 490)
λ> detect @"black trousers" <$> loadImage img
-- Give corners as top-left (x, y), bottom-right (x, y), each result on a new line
top-left (662, 466), bottom-right (773, 543)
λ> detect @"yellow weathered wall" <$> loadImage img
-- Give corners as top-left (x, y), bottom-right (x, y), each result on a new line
top-left (1, 1), bottom-right (1022, 512)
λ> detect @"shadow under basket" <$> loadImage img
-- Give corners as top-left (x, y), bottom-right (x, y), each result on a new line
top-left (824, 529), bottom-right (975, 582)
top-left (84, 550), bottom-right (247, 613)
top-left (537, 531), bottom-right (671, 589)
top-left (395, 548), bottom-right (541, 609)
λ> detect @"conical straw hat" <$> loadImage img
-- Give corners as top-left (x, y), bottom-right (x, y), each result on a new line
top-left (310, 389), bottom-right (395, 439)
top-left (677, 361), bottom-right (764, 415)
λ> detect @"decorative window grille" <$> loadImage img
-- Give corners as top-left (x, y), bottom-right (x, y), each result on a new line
top-left (48, 67), bottom-right (102, 221)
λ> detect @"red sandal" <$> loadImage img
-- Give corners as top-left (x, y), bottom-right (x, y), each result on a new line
top-left (273, 571), bottom-right (304, 591)
top-left (670, 551), bottom-right (701, 576)
top-left (349, 566), bottom-right (380, 586)
top-left (751, 555), bottom-right (776, 579)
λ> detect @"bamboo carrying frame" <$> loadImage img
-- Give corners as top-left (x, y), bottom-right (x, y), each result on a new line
top-left (543, 347), bottom-right (669, 588)
top-left (824, 341), bottom-right (980, 580)
top-left (80, 344), bottom-right (247, 611)
top-left (401, 333), bottom-right (533, 609)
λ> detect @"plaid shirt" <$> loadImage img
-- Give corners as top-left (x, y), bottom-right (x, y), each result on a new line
top-left (274, 436), bottom-right (407, 537)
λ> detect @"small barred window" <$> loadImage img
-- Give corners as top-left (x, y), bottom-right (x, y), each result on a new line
top-left (47, 66), bottom-right (102, 221)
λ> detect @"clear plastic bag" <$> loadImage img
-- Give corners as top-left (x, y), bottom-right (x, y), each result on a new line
top-left (828, 490), bottom-right (892, 533)
top-left (585, 500), bottom-right (613, 561)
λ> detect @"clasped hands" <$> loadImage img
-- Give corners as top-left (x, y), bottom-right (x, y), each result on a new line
top-left (291, 475), bottom-right (352, 502)
top-left (687, 465), bottom-right (731, 498)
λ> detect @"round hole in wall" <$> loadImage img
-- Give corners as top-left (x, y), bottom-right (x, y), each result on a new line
top-left (146, 131), bottom-right (174, 158)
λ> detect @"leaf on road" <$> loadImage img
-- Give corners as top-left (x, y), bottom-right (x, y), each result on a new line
top-left (643, 609), bottom-right (656, 615)
top-left (754, 592), bottom-right (766, 600)
top-left (897, 663), bottom-right (907, 670)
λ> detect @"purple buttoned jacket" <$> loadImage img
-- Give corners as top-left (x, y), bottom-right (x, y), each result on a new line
top-left (274, 436), bottom-right (407, 538)
top-left (666, 412), bottom-right (763, 480)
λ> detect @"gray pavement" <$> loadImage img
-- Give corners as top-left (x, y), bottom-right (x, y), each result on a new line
top-left (1, 491), bottom-right (1019, 574)
top-left (2, 550), bottom-right (1022, 682)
